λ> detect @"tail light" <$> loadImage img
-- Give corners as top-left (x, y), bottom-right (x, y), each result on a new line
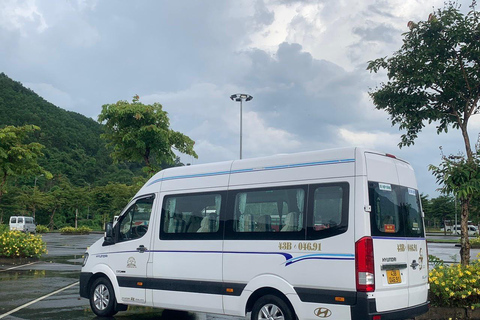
top-left (356, 236), bottom-right (375, 292)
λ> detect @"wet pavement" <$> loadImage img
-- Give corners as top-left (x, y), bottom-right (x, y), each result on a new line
top-left (0, 233), bottom-right (475, 319)
top-left (0, 233), bottom-right (243, 320)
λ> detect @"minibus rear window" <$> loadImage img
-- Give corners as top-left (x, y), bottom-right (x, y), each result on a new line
top-left (368, 182), bottom-right (424, 238)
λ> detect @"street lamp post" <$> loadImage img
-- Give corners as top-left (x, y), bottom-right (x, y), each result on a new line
top-left (230, 93), bottom-right (253, 159)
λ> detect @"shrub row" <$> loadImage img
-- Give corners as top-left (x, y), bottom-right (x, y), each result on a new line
top-left (35, 225), bottom-right (49, 234)
top-left (429, 256), bottom-right (480, 307)
top-left (59, 226), bottom-right (91, 234)
top-left (0, 231), bottom-right (47, 258)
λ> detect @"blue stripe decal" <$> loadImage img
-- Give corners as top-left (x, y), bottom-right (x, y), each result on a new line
top-left (97, 250), bottom-right (354, 266)
top-left (285, 253), bottom-right (355, 266)
top-left (147, 158), bottom-right (355, 186)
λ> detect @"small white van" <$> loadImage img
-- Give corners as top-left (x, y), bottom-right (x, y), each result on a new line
top-left (80, 148), bottom-right (429, 320)
top-left (9, 216), bottom-right (36, 234)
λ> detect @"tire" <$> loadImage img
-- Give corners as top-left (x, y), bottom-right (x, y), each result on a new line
top-left (251, 294), bottom-right (295, 320)
top-left (89, 277), bottom-right (118, 317)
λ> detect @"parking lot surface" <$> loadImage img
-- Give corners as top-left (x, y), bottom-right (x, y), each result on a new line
top-left (0, 233), bottom-right (476, 320)
top-left (0, 233), bottom-right (243, 320)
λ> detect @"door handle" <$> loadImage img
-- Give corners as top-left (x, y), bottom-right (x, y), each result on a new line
top-left (410, 260), bottom-right (419, 270)
top-left (137, 245), bottom-right (147, 253)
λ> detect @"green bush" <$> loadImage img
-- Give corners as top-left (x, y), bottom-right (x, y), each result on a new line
top-left (0, 224), bottom-right (8, 234)
top-left (429, 257), bottom-right (480, 307)
top-left (0, 231), bottom-right (47, 258)
top-left (471, 236), bottom-right (480, 246)
top-left (36, 225), bottom-right (49, 234)
top-left (60, 226), bottom-right (91, 234)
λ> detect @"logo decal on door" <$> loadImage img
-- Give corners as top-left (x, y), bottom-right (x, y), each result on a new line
top-left (314, 307), bottom-right (332, 318)
top-left (127, 257), bottom-right (137, 268)
top-left (418, 248), bottom-right (424, 270)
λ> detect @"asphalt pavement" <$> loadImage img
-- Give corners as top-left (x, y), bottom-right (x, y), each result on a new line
top-left (0, 233), bottom-right (243, 320)
top-left (0, 233), bottom-right (475, 320)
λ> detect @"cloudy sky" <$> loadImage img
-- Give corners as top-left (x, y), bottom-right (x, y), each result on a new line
top-left (0, 0), bottom-right (477, 197)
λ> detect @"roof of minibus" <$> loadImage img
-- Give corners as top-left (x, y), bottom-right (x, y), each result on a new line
top-left (134, 147), bottom-right (411, 197)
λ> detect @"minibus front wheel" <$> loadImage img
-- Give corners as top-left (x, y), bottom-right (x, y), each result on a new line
top-left (89, 277), bottom-right (119, 317)
top-left (251, 294), bottom-right (295, 320)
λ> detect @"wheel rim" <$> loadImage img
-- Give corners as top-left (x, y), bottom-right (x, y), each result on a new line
top-left (93, 283), bottom-right (110, 311)
top-left (257, 303), bottom-right (285, 320)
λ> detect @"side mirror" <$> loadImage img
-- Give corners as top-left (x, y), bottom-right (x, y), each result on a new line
top-left (103, 222), bottom-right (114, 246)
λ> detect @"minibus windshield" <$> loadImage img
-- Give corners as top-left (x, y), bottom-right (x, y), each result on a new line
top-left (368, 182), bottom-right (424, 238)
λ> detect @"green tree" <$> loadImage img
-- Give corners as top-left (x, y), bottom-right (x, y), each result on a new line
top-left (0, 125), bottom-right (51, 223)
top-left (367, 2), bottom-right (480, 265)
top-left (15, 186), bottom-right (48, 219)
top-left (98, 96), bottom-right (198, 174)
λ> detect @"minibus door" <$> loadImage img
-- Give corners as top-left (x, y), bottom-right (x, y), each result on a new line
top-left (110, 197), bottom-right (154, 305)
top-left (369, 182), bottom-right (409, 312)
top-left (403, 188), bottom-right (428, 307)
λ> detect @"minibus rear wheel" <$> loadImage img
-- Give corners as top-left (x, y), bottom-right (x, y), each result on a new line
top-left (89, 277), bottom-right (118, 317)
top-left (251, 294), bottom-right (295, 320)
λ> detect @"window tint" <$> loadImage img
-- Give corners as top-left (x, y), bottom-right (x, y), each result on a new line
top-left (162, 193), bottom-right (222, 235)
top-left (118, 197), bottom-right (153, 242)
top-left (307, 183), bottom-right (349, 239)
top-left (10, 217), bottom-right (16, 223)
top-left (233, 187), bottom-right (305, 233)
top-left (403, 187), bottom-right (424, 237)
top-left (312, 185), bottom-right (344, 230)
top-left (369, 182), bottom-right (425, 238)
top-left (25, 218), bottom-right (34, 224)
top-left (18, 218), bottom-right (23, 223)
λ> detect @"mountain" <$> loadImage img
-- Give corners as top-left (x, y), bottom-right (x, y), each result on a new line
top-left (0, 73), bottom-right (139, 186)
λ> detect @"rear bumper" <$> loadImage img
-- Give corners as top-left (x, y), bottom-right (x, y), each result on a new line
top-left (351, 293), bottom-right (429, 320)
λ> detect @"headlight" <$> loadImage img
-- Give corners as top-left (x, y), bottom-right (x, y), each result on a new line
top-left (82, 252), bottom-right (89, 267)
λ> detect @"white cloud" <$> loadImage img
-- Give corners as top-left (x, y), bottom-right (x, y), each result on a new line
top-left (0, 0), bottom-right (48, 35)
top-left (338, 128), bottom-right (398, 149)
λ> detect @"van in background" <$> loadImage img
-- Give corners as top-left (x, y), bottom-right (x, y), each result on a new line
top-left (9, 216), bottom-right (36, 234)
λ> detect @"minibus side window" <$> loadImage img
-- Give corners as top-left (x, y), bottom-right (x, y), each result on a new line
top-left (118, 198), bottom-right (153, 242)
top-left (161, 193), bottom-right (222, 236)
top-left (403, 188), bottom-right (424, 238)
top-left (18, 217), bottom-right (23, 223)
top-left (233, 187), bottom-right (305, 233)
top-left (10, 217), bottom-right (16, 223)
top-left (306, 183), bottom-right (349, 240)
top-left (312, 186), bottom-right (344, 230)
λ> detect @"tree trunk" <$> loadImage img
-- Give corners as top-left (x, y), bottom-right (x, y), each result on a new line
top-left (460, 197), bottom-right (471, 265)
top-left (49, 207), bottom-right (57, 231)
top-left (460, 123), bottom-right (473, 161)
top-left (75, 208), bottom-right (78, 229)
top-left (459, 124), bottom-right (473, 266)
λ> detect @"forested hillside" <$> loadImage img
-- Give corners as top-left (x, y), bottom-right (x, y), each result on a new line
top-left (0, 73), bottom-right (140, 186)
top-left (0, 73), bottom-right (145, 228)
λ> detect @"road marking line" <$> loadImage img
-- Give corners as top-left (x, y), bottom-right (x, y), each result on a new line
top-left (0, 261), bottom-right (39, 272)
top-left (0, 281), bottom-right (79, 319)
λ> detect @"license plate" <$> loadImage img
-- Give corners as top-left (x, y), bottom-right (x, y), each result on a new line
top-left (386, 270), bottom-right (401, 284)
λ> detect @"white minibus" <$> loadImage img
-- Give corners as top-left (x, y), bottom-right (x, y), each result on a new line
top-left (80, 148), bottom-right (429, 320)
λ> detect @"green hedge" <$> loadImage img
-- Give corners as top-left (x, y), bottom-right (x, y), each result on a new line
top-left (35, 225), bottom-right (49, 234)
top-left (59, 226), bottom-right (91, 234)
